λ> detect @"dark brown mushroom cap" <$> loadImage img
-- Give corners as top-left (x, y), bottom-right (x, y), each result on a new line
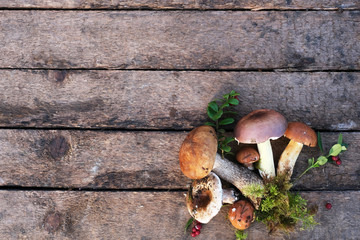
top-left (179, 126), bottom-right (218, 179)
top-left (236, 147), bottom-right (260, 164)
top-left (284, 122), bottom-right (317, 147)
top-left (234, 109), bottom-right (287, 144)
top-left (228, 200), bottom-right (255, 230)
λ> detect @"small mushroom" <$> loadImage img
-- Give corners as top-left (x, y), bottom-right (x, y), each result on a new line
top-left (179, 126), bottom-right (264, 209)
top-left (228, 200), bottom-right (255, 230)
top-left (234, 109), bottom-right (287, 179)
top-left (277, 122), bottom-right (317, 180)
top-left (236, 147), bottom-right (260, 170)
top-left (186, 172), bottom-right (239, 223)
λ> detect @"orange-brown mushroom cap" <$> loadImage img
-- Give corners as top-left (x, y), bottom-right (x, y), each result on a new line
top-left (228, 200), bottom-right (255, 230)
top-left (179, 126), bottom-right (218, 179)
top-left (284, 122), bottom-right (317, 147)
top-left (236, 147), bottom-right (260, 164)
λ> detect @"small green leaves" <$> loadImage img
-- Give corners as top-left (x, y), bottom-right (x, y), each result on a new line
top-left (205, 90), bottom-right (240, 157)
top-left (316, 156), bottom-right (328, 166)
top-left (308, 158), bottom-right (315, 167)
top-left (219, 118), bottom-right (235, 125)
top-left (184, 217), bottom-right (194, 233)
top-left (328, 144), bottom-right (342, 157)
top-left (337, 133), bottom-right (343, 145)
top-left (317, 132), bottom-right (324, 153)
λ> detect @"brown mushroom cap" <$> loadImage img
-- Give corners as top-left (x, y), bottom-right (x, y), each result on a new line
top-left (234, 109), bottom-right (287, 144)
top-left (179, 126), bottom-right (218, 179)
top-left (284, 122), bottom-right (317, 147)
top-left (236, 147), bottom-right (260, 164)
top-left (228, 200), bottom-right (255, 230)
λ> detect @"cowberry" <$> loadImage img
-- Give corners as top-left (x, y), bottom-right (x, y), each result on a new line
top-left (195, 230), bottom-right (201, 236)
top-left (195, 224), bottom-right (202, 230)
top-left (192, 227), bottom-right (197, 232)
top-left (336, 159), bottom-right (342, 165)
top-left (332, 156), bottom-right (340, 161)
top-left (191, 232), bottom-right (196, 237)
top-left (325, 203), bottom-right (332, 210)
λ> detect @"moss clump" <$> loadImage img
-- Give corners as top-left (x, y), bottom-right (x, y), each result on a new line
top-left (255, 175), bottom-right (318, 234)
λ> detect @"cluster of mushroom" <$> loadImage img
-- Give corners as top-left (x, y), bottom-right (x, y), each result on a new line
top-left (179, 109), bottom-right (317, 231)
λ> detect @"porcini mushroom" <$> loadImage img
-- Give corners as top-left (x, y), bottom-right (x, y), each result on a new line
top-left (228, 200), bottom-right (255, 230)
top-left (277, 122), bottom-right (317, 180)
top-left (186, 172), bottom-right (239, 223)
top-left (234, 109), bottom-right (287, 179)
top-left (236, 147), bottom-right (260, 170)
top-left (179, 126), bottom-right (264, 209)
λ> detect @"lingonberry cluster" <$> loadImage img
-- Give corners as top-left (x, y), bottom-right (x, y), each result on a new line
top-left (331, 155), bottom-right (342, 165)
top-left (190, 221), bottom-right (202, 237)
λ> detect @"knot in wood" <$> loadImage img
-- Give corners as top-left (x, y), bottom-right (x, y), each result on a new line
top-left (49, 136), bottom-right (69, 160)
top-left (43, 212), bottom-right (62, 233)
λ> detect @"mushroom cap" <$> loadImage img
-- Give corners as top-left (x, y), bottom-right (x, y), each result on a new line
top-left (236, 147), bottom-right (260, 164)
top-left (234, 109), bottom-right (287, 144)
top-left (228, 200), bottom-right (255, 230)
top-left (284, 122), bottom-right (317, 147)
top-left (186, 172), bottom-right (223, 224)
top-left (179, 126), bottom-right (218, 179)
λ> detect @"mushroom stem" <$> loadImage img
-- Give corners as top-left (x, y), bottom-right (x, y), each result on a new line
top-left (277, 139), bottom-right (303, 180)
top-left (213, 153), bottom-right (264, 209)
top-left (256, 139), bottom-right (276, 179)
top-left (222, 189), bottom-right (239, 204)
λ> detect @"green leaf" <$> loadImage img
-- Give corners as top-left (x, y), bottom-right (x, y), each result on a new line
top-left (329, 144), bottom-right (342, 156)
top-left (337, 133), bottom-right (343, 145)
top-left (204, 122), bottom-right (216, 127)
top-left (308, 158), bottom-right (314, 167)
top-left (317, 132), bottom-right (324, 153)
top-left (220, 102), bottom-right (230, 109)
top-left (341, 146), bottom-right (347, 151)
top-left (222, 145), bottom-right (231, 152)
top-left (228, 98), bottom-right (239, 105)
top-left (207, 107), bottom-right (217, 120)
top-left (212, 109), bottom-right (223, 120)
top-left (229, 90), bottom-right (235, 96)
top-left (184, 217), bottom-right (194, 233)
top-left (208, 101), bottom-right (218, 112)
top-left (218, 128), bottom-right (226, 134)
top-left (219, 118), bottom-right (234, 125)
top-left (222, 137), bottom-right (235, 145)
top-left (316, 156), bottom-right (328, 166)
top-left (223, 94), bottom-right (230, 99)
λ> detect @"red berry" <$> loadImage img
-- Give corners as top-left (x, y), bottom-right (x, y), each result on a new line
top-left (325, 203), bottom-right (332, 210)
top-left (192, 227), bottom-right (197, 232)
top-left (195, 224), bottom-right (202, 230)
top-left (195, 230), bottom-right (201, 236)
top-left (336, 159), bottom-right (342, 165)
top-left (332, 156), bottom-right (340, 161)
top-left (191, 232), bottom-right (196, 237)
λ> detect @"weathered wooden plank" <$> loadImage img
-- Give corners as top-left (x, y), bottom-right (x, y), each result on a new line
top-left (0, 11), bottom-right (358, 70)
top-left (0, 190), bottom-right (358, 239)
top-left (0, 130), bottom-right (358, 190)
top-left (0, 0), bottom-right (359, 10)
top-left (0, 70), bottom-right (359, 130)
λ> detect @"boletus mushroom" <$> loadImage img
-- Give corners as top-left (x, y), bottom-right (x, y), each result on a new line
top-left (234, 109), bottom-right (287, 179)
top-left (277, 122), bottom-right (317, 180)
top-left (228, 200), bottom-right (255, 230)
top-left (179, 126), bottom-right (264, 209)
top-left (186, 172), bottom-right (239, 223)
top-left (236, 147), bottom-right (260, 170)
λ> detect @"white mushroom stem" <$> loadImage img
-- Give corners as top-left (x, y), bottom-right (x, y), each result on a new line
top-left (222, 189), bottom-right (239, 204)
top-left (277, 140), bottom-right (303, 180)
top-left (256, 139), bottom-right (276, 179)
top-left (213, 153), bottom-right (264, 209)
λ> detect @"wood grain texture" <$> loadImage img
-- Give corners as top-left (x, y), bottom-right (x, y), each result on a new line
top-left (0, 0), bottom-right (359, 10)
top-left (0, 190), bottom-right (358, 239)
top-left (0, 11), bottom-right (358, 70)
top-left (0, 130), bottom-right (358, 190)
top-left (0, 70), bottom-right (359, 130)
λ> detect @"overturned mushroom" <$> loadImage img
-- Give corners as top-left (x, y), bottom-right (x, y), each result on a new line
top-left (186, 172), bottom-right (239, 223)
top-left (234, 109), bottom-right (287, 179)
top-left (277, 122), bottom-right (317, 180)
top-left (236, 147), bottom-right (260, 170)
top-left (228, 200), bottom-right (255, 230)
top-left (179, 126), bottom-right (264, 209)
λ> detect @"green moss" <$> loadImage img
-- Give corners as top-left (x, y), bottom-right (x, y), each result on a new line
top-left (235, 230), bottom-right (248, 240)
top-left (241, 183), bottom-right (265, 199)
top-left (255, 175), bottom-right (318, 234)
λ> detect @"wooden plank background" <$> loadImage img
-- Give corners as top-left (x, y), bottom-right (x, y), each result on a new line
top-left (0, 1), bottom-right (359, 240)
